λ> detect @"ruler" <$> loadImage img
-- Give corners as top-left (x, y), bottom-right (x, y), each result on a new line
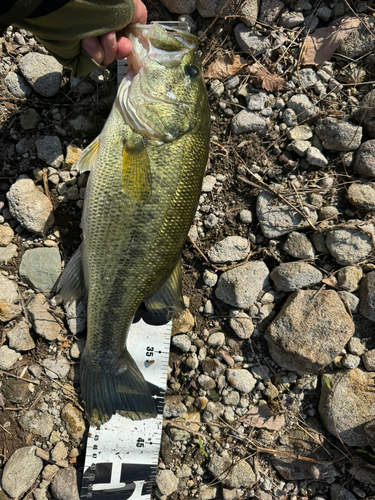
top-left (80, 317), bottom-right (172, 499)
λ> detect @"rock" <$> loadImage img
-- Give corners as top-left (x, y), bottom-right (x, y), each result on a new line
top-left (325, 226), bottom-right (373, 265)
top-left (19, 410), bottom-right (54, 438)
top-left (336, 16), bottom-right (375, 59)
top-left (2, 378), bottom-right (31, 406)
top-left (197, 0), bottom-right (235, 16)
top-left (229, 311), bottom-right (254, 339)
top-left (287, 94), bottom-right (317, 123)
top-left (61, 403), bottom-right (85, 440)
top-left (318, 206), bottom-right (339, 220)
top-left (202, 358), bottom-right (225, 378)
top-left (298, 68), bottom-right (318, 88)
top-left (265, 289), bottom-right (355, 374)
top-left (215, 261), bottom-right (269, 308)
top-left (283, 232), bottom-right (315, 259)
top-left (201, 175), bottom-right (216, 192)
top-left (7, 177), bottom-right (54, 234)
top-left (20, 108), bottom-right (41, 130)
top-left (27, 294), bottom-right (62, 341)
top-left (203, 269), bottom-right (218, 287)
top-left (199, 486), bottom-right (217, 500)
top-left (354, 140), bottom-right (375, 176)
top-left (2, 446), bottom-right (43, 499)
top-left (16, 136), bottom-right (36, 155)
top-left (359, 271), bottom-right (375, 321)
top-left (207, 331), bottom-right (225, 347)
top-left (270, 262), bottom-right (322, 292)
top-left (347, 183), bottom-right (375, 210)
top-left (306, 147), bottom-right (328, 167)
top-left (208, 236), bottom-right (250, 263)
top-left (19, 247), bottom-right (61, 293)
top-left (287, 125), bottom-right (313, 141)
top-left (43, 357), bottom-right (70, 379)
top-left (290, 140), bottom-right (310, 156)
top-left (348, 337), bottom-right (366, 356)
top-left (239, 209), bottom-right (252, 224)
top-left (362, 349), bottom-right (375, 371)
top-left (232, 109), bottom-right (268, 135)
top-left (198, 374), bottom-right (216, 389)
top-left (233, 24), bottom-right (271, 56)
top-left (164, 396), bottom-right (187, 418)
top-left (319, 368), bottom-right (375, 446)
top-left (239, 0), bottom-right (259, 27)
top-left (51, 442), bottom-right (68, 462)
top-left (0, 244), bottom-right (17, 264)
top-left (4, 71), bottom-right (32, 98)
top-left (7, 320), bottom-right (35, 351)
top-left (342, 353), bottom-right (360, 369)
top-left (353, 91), bottom-right (375, 139)
top-left (0, 345), bottom-right (19, 370)
top-left (208, 450), bottom-right (256, 488)
top-left (159, 0), bottom-right (196, 13)
top-left (256, 191), bottom-right (318, 238)
top-left (0, 226), bottom-right (14, 246)
top-left (338, 291), bottom-right (359, 313)
top-left (36, 136), bottom-right (64, 168)
top-left (70, 339), bottom-right (85, 359)
top-left (0, 274), bottom-right (22, 322)
top-left (18, 52), bottom-right (62, 97)
top-left (51, 467), bottom-right (80, 500)
top-left (172, 333), bottom-right (191, 352)
top-left (336, 266), bottom-right (362, 292)
top-left (226, 368), bottom-right (256, 392)
top-left (315, 118), bottom-right (362, 151)
top-left (348, 456), bottom-right (375, 484)
top-left (280, 11), bottom-right (304, 28)
top-left (64, 300), bottom-right (87, 334)
top-left (259, 0), bottom-right (284, 23)
top-left (155, 469), bottom-right (179, 497)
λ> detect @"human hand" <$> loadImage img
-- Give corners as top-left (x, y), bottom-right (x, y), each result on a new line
top-left (81, 0), bottom-right (147, 66)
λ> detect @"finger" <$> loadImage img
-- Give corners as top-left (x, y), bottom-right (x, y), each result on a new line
top-left (131, 0), bottom-right (147, 24)
top-left (81, 37), bottom-right (105, 64)
top-left (99, 32), bottom-right (118, 66)
top-left (116, 36), bottom-right (133, 59)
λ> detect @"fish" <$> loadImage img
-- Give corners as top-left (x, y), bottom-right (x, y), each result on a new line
top-left (58, 22), bottom-right (210, 425)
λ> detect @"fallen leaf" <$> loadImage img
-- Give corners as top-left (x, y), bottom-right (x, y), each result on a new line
top-left (251, 69), bottom-right (287, 92)
top-left (204, 54), bottom-right (247, 79)
top-left (321, 277), bottom-right (337, 287)
top-left (239, 404), bottom-right (286, 430)
top-left (301, 16), bottom-right (361, 66)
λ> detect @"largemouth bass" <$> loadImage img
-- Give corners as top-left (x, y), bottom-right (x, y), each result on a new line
top-left (59, 23), bottom-right (210, 424)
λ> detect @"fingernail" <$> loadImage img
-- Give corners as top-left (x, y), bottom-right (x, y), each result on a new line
top-left (107, 33), bottom-right (116, 49)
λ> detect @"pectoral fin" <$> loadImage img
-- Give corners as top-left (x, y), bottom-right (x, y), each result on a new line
top-left (75, 136), bottom-right (100, 173)
top-left (58, 244), bottom-right (87, 304)
top-left (122, 136), bottom-right (151, 203)
top-left (144, 258), bottom-right (185, 325)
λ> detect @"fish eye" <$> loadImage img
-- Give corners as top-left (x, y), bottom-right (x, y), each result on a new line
top-left (185, 65), bottom-right (199, 79)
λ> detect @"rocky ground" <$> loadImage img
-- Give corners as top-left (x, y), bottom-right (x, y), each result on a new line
top-left (0, 0), bottom-right (375, 499)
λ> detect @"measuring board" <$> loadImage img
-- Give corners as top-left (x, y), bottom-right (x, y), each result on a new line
top-left (80, 317), bottom-right (172, 499)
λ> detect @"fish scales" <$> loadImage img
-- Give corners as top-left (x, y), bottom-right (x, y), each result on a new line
top-left (59, 23), bottom-right (210, 424)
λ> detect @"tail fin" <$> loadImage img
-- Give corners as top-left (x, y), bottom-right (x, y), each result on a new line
top-left (80, 348), bottom-right (157, 425)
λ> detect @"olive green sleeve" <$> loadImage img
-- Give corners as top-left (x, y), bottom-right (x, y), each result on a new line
top-left (15, 0), bottom-right (135, 77)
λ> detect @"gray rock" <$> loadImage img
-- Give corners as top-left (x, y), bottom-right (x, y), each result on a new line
top-left (325, 226), bottom-right (374, 265)
top-left (342, 353), bottom-right (360, 369)
top-left (232, 109), bottom-right (268, 135)
top-left (202, 358), bottom-right (225, 378)
top-left (287, 94), bottom-right (317, 123)
top-left (70, 339), bottom-right (85, 359)
top-left (7, 177), bottom-right (54, 234)
top-left (164, 396), bottom-right (187, 418)
top-left (0, 345), bottom-right (19, 370)
top-left (2, 446), bottom-right (43, 499)
top-left (201, 175), bottom-right (216, 192)
top-left (208, 236), bottom-right (250, 263)
top-left (203, 269), bottom-right (218, 287)
top-left (283, 232), bottom-right (315, 259)
top-left (51, 467), bottom-right (79, 500)
top-left (159, 0), bottom-right (196, 13)
top-left (43, 357), bottom-right (70, 379)
top-left (229, 311), bottom-right (254, 339)
top-left (0, 244), bottom-right (17, 264)
top-left (61, 403), bottom-right (85, 440)
top-left (172, 334), bottom-right (191, 352)
top-left (283, 108), bottom-right (297, 126)
top-left (315, 118), bottom-right (362, 151)
top-left (287, 125), bottom-right (313, 141)
top-left (318, 206), bottom-right (339, 220)
top-left (306, 146), bottom-right (328, 167)
top-left (19, 410), bottom-right (54, 438)
top-left (185, 352), bottom-right (199, 369)
top-left (0, 226), bottom-right (14, 246)
top-left (265, 289), bottom-right (354, 374)
top-left (16, 136), bottom-right (36, 155)
top-left (0, 274), bottom-right (22, 322)
top-left (155, 469), bottom-right (179, 497)
top-left (317, 6), bottom-right (331, 21)
top-left (208, 450), bottom-right (256, 488)
top-left (27, 294), bottom-right (62, 341)
top-left (204, 213), bottom-right (219, 229)
top-left (298, 68), bottom-right (318, 88)
top-left (280, 11), bottom-right (304, 28)
top-left (226, 368), bottom-right (256, 392)
top-left (20, 108), bottom-right (41, 130)
top-left (354, 140), bottom-right (375, 176)
top-left (290, 140), bottom-right (310, 156)
top-left (239, 0), bottom-right (259, 27)
top-left (239, 209), bottom-right (252, 224)
top-left (348, 337), bottom-right (366, 356)
top-left (337, 266), bottom-right (363, 292)
top-left (246, 92), bottom-right (266, 111)
top-left (64, 300), bottom-right (87, 335)
top-left (4, 71), bottom-right (32, 98)
top-left (36, 136), bottom-right (64, 168)
top-left (353, 91), bottom-right (375, 139)
top-left (330, 484), bottom-right (356, 500)
top-left (198, 374), bottom-right (216, 389)
top-left (256, 191), bottom-right (318, 238)
top-left (347, 183), bottom-right (375, 210)
top-left (359, 271), bottom-right (375, 321)
top-left (208, 331), bottom-right (225, 346)
top-left (362, 349), bottom-right (375, 371)
top-left (215, 261), bottom-right (270, 308)
top-left (234, 24), bottom-right (271, 56)
top-left (19, 247), bottom-right (61, 293)
top-left (51, 442), bottom-right (68, 462)
top-left (336, 16), bottom-right (375, 59)
top-left (7, 320), bottom-right (35, 351)
top-left (319, 368), bottom-right (375, 446)
top-left (18, 52), bottom-right (62, 97)
top-left (268, 260), bottom-right (319, 293)
top-left (338, 291), bottom-right (359, 313)
top-left (259, 0), bottom-right (284, 23)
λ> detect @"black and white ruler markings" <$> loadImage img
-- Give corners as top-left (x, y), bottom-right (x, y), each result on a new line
top-left (80, 318), bottom-right (172, 499)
